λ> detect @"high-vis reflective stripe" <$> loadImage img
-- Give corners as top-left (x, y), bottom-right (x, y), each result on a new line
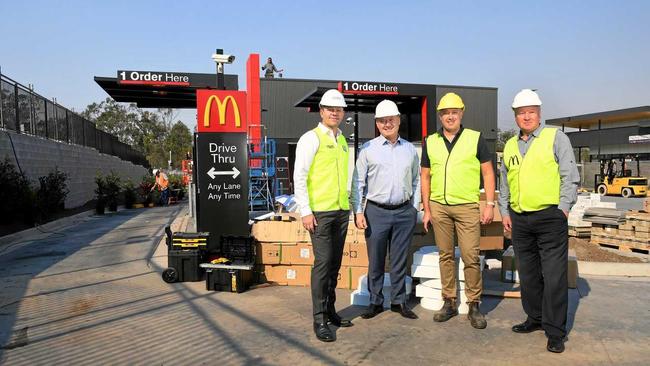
top-left (427, 129), bottom-right (481, 204)
top-left (307, 128), bottom-right (349, 211)
top-left (156, 175), bottom-right (169, 189)
top-left (503, 127), bottom-right (560, 213)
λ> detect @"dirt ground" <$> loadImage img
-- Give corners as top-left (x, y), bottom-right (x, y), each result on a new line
top-left (569, 237), bottom-right (645, 263)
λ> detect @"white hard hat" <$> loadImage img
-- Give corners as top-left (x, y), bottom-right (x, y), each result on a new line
top-left (152, 169), bottom-right (159, 175)
top-left (375, 100), bottom-right (400, 119)
top-left (319, 89), bottom-right (347, 107)
top-left (512, 89), bottom-right (542, 109)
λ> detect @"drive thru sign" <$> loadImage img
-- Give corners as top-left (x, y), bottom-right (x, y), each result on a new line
top-left (195, 90), bottom-right (249, 248)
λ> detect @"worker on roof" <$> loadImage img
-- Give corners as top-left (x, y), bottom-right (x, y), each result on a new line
top-left (151, 168), bottom-right (169, 206)
top-left (351, 99), bottom-right (420, 320)
top-left (421, 92), bottom-right (495, 330)
top-left (293, 89), bottom-right (352, 342)
top-left (262, 57), bottom-right (283, 78)
top-left (499, 89), bottom-right (579, 353)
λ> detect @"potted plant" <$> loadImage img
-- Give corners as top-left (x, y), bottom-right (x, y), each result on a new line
top-left (95, 175), bottom-right (107, 215)
top-left (139, 176), bottom-right (155, 207)
top-left (104, 171), bottom-right (121, 212)
top-left (123, 179), bottom-right (137, 209)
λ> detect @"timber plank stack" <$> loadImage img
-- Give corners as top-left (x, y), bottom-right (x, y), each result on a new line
top-left (589, 211), bottom-right (650, 255)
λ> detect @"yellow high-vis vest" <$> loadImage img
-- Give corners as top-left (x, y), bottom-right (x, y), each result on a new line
top-left (307, 127), bottom-right (349, 211)
top-left (503, 127), bottom-right (560, 213)
top-left (427, 128), bottom-right (481, 204)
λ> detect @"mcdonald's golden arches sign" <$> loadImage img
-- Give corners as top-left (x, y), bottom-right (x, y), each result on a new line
top-left (196, 90), bottom-right (248, 133)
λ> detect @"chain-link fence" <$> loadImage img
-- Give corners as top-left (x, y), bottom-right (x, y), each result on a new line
top-left (0, 72), bottom-right (148, 167)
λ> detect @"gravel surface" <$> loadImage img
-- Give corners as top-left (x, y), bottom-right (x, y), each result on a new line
top-left (569, 237), bottom-right (646, 263)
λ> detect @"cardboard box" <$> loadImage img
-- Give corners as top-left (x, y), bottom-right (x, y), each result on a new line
top-left (252, 213), bottom-right (310, 243)
top-left (262, 265), bottom-right (312, 286)
top-left (281, 242), bottom-right (314, 265)
top-left (337, 266), bottom-right (367, 290)
top-left (343, 241), bottom-right (369, 267)
top-left (480, 222), bottom-right (505, 250)
top-left (255, 242), bottom-right (315, 265)
top-left (501, 246), bottom-right (518, 283)
top-left (345, 224), bottom-right (366, 243)
top-left (256, 242), bottom-right (281, 265)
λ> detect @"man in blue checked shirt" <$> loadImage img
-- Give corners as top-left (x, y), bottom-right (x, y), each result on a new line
top-left (351, 100), bottom-right (420, 320)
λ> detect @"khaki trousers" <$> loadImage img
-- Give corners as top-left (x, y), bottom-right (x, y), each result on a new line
top-left (429, 201), bottom-right (482, 303)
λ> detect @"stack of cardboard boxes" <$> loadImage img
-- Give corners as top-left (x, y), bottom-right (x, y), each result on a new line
top-left (252, 213), bottom-right (368, 289)
top-left (251, 198), bottom-right (507, 290)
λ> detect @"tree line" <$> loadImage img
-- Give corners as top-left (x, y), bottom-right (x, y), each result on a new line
top-left (81, 98), bottom-right (192, 169)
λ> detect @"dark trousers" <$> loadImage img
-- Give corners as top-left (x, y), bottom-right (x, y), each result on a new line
top-left (310, 210), bottom-right (349, 323)
top-left (364, 203), bottom-right (417, 305)
top-left (160, 189), bottom-right (169, 206)
top-left (510, 206), bottom-right (568, 338)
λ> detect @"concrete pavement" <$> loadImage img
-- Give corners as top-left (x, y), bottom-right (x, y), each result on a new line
top-left (1, 203), bottom-right (649, 365)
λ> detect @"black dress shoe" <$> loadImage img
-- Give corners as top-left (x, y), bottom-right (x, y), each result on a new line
top-left (329, 312), bottom-right (353, 327)
top-left (361, 304), bottom-right (384, 319)
top-left (313, 322), bottom-right (335, 342)
top-left (390, 304), bottom-right (418, 319)
top-left (547, 336), bottom-right (565, 353)
top-left (512, 320), bottom-right (543, 333)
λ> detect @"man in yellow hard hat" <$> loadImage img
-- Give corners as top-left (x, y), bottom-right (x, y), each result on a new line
top-left (351, 100), bottom-right (420, 320)
top-left (499, 89), bottom-right (579, 353)
top-left (421, 92), bottom-right (495, 329)
top-left (294, 89), bottom-right (352, 342)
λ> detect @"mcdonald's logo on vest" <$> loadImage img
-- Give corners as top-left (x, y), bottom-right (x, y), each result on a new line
top-left (196, 90), bottom-right (248, 133)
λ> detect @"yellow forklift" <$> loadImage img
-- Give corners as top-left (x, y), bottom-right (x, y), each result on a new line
top-left (595, 155), bottom-right (647, 198)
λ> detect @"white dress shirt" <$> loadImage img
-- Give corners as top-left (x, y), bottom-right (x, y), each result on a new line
top-left (293, 123), bottom-right (344, 217)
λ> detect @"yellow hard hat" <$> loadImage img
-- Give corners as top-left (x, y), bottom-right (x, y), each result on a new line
top-left (437, 93), bottom-right (465, 111)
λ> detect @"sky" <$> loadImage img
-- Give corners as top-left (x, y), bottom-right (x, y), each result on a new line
top-left (1, 0), bottom-right (649, 131)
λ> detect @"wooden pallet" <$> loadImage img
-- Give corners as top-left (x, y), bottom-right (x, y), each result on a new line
top-left (625, 211), bottom-right (650, 222)
top-left (569, 226), bottom-right (591, 238)
top-left (590, 236), bottom-right (650, 255)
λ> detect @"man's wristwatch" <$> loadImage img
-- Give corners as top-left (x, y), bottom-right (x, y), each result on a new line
top-left (486, 201), bottom-right (496, 207)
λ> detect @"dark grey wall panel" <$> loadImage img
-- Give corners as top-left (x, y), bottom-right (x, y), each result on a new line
top-left (434, 86), bottom-right (498, 139)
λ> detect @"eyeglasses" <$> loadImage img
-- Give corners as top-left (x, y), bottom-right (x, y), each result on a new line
top-left (376, 119), bottom-right (397, 125)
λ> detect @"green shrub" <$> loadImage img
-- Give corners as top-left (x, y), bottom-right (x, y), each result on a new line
top-left (95, 174), bottom-right (107, 215)
top-left (123, 179), bottom-right (137, 209)
top-left (0, 158), bottom-right (36, 225)
top-left (36, 167), bottom-right (69, 221)
top-left (104, 171), bottom-right (121, 211)
top-left (168, 173), bottom-right (187, 200)
top-left (139, 175), bottom-right (155, 205)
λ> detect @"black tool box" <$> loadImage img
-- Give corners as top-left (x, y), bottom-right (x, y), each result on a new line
top-left (162, 227), bottom-right (207, 283)
top-left (171, 231), bottom-right (210, 250)
top-left (221, 235), bottom-right (254, 263)
top-left (164, 249), bottom-right (204, 282)
top-left (201, 263), bottom-right (254, 293)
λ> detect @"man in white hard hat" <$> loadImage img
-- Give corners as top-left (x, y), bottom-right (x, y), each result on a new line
top-left (499, 89), bottom-right (579, 353)
top-left (351, 100), bottom-right (420, 320)
top-left (294, 88), bottom-right (352, 342)
top-left (421, 92), bottom-right (495, 329)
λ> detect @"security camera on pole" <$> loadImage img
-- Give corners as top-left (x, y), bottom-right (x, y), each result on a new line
top-left (212, 49), bottom-right (235, 90)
